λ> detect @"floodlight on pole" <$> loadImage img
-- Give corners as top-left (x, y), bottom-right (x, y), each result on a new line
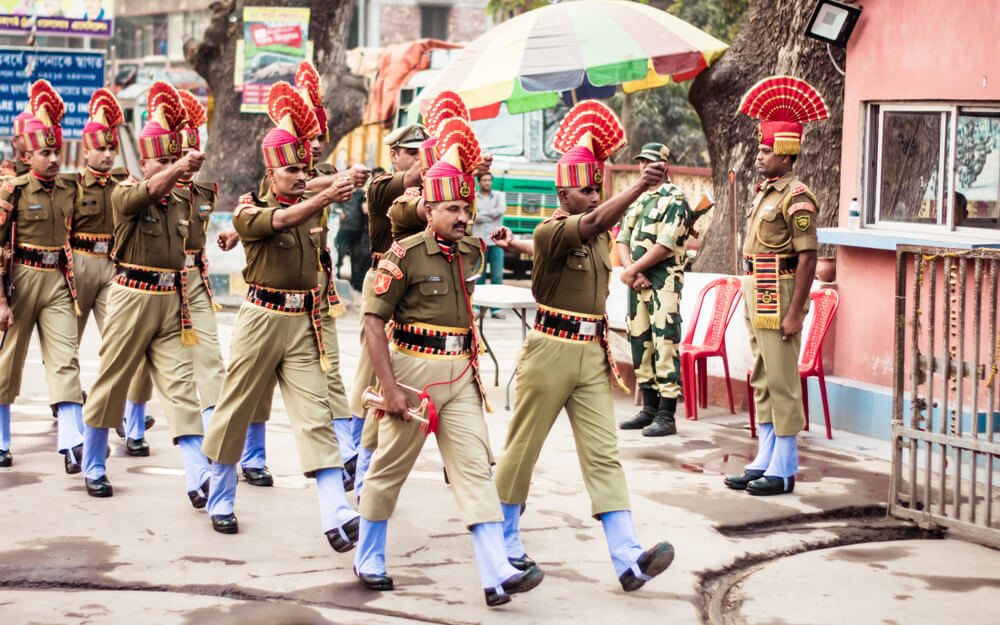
top-left (805, 0), bottom-right (863, 48)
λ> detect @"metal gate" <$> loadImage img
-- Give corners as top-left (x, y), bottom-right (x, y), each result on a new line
top-left (891, 245), bottom-right (1000, 546)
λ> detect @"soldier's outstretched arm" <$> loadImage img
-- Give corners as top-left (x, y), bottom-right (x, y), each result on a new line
top-left (146, 150), bottom-right (205, 198)
top-left (491, 226), bottom-right (533, 255)
top-left (272, 180), bottom-right (351, 230)
top-left (579, 162), bottom-right (666, 241)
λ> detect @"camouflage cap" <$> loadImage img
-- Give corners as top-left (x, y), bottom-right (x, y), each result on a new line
top-left (384, 123), bottom-right (430, 148)
top-left (633, 142), bottom-right (671, 163)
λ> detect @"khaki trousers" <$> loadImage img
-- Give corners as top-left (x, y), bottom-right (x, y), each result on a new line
top-left (360, 350), bottom-right (501, 527)
top-left (201, 302), bottom-right (344, 475)
top-left (73, 252), bottom-right (115, 340)
top-left (0, 264), bottom-right (83, 404)
top-left (83, 284), bottom-right (202, 440)
top-left (494, 331), bottom-right (631, 518)
top-left (247, 271), bottom-right (352, 424)
top-left (743, 276), bottom-right (809, 437)
top-left (126, 268), bottom-right (225, 411)
top-left (352, 268), bottom-right (380, 449)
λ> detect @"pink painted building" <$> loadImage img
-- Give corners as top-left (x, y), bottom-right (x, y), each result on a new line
top-left (816, 0), bottom-right (1000, 437)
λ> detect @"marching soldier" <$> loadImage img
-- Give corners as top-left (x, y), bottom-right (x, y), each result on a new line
top-left (75, 88), bottom-right (128, 343)
top-left (201, 82), bottom-right (359, 545)
top-left (0, 80), bottom-right (86, 472)
top-left (81, 82), bottom-right (212, 503)
top-left (121, 90), bottom-right (226, 461)
top-left (355, 118), bottom-right (543, 606)
top-left (349, 122), bottom-right (426, 496)
top-left (2, 110), bottom-right (33, 178)
top-left (492, 101), bottom-right (674, 592)
top-left (228, 62), bottom-right (369, 490)
top-left (724, 76), bottom-right (825, 496)
top-left (616, 142), bottom-right (693, 437)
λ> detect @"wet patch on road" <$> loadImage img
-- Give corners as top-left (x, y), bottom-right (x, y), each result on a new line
top-left (182, 601), bottom-right (332, 625)
top-left (0, 471), bottom-right (42, 488)
top-left (177, 555), bottom-right (247, 566)
top-left (826, 544), bottom-right (911, 563)
top-left (889, 572), bottom-right (1000, 592)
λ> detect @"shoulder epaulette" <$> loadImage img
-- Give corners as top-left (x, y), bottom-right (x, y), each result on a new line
top-left (1, 180), bottom-right (16, 195)
top-left (110, 166), bottom-right (129, 178)
top-left (118, 175), bottom-right (138, 187)
top-left (391, 186), bottom-right (421, 205)
top-left (371, 173), bottom-right (393, 186)
top-left (234, 192), bottom-right (258, 217)
top-left (9, 173), bottom-right (30, 188)
top-left (542, 212), bottom-right (568, 224)
top-left (782, 182), bottom-right (819, 215)
top-left (389, 239), bottom-right (409, 258)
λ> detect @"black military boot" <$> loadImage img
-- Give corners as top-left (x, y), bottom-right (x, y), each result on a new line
top-left (620, 388), bottom-right (658, 430)
top-left (642, 397), bottom-right (677, 437)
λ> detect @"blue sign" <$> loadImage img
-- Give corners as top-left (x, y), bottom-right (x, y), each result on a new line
top-left (0, 48), bottom-right (105, 140)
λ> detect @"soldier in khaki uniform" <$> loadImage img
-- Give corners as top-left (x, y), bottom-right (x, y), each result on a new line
top-left (81, 82), bottom-right (212, 502)
top-left (0, 80), bottom-right (86, 472)
top-left (201, 82), bottom-right (360, 544)
top-left (355, 118), bottom-right (542, 606)
top-left (616, 142), bottom-right (695, 437)
top-left (724, 76), bottom-right (826, 497)
top-left (1, 110), bottom-right (33, 179)
top-left (75, 88), bottom-right (128, 344)
top-left (122, 91), bottom-right (226, 460)
top-left (350, 123), bottom-right (426, 496)
top-left (492, 101), bottom-right (674, 592)
top-left (223, 64), bottom-right (369, 490)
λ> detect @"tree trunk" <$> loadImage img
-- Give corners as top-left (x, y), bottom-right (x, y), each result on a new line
top-left (689, 0), bottom-right (845, 273)
top-left (184, 0), bottom-right (367, 212)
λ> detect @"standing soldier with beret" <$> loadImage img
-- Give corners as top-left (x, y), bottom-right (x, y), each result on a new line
top-left (723, 76), bottom-right (826, 497)
top-left (121, 90), bottom-right (226, 464)
top-left (355, 117), bottom-right (543, 606)
top-left (492, 101), bottom-right (674, 592)
top-left (617, 142), bottom-right (694, 438)
top-left (0, 80), bottom-right (86, 471)
top-left (201, 83), bottom-right (359, 544)
top-left (81, 82), bottom-right (212, 502)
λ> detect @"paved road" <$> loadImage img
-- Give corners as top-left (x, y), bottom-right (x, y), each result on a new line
top-left (1, 304), bottom-right (998, 624)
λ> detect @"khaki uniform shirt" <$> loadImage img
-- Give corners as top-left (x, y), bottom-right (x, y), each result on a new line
top-left (0, 173), bottom-right (79, 247)
top-left (112, 178), bottom-right (190, 270)
top-left (616, 181), bottom-right (692, 293)
top-left (367, 171), bottom-right (406, 255)
top-left (742, 171), bottom-right (818, 257)
top-left (76, 167), bottom-right (128, 236)
top-left (234, 192), bottom-right (322, 291)
top-left (388, 188), bottom-right (424, 240)
top-left (531, 213), bottom-right (611, 316)
top-left (174, 181), bottom-right (216, 252)
top-left (363, 230), bottom-right (483, 328)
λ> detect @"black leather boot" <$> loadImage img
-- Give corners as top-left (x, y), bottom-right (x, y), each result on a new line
top-left (642, 397), bottom-right (677, 437)
top-left (620, 388), bottom-right (658, 430)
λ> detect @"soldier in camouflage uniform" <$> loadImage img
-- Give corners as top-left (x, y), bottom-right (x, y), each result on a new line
top-left (616, 143), bottom-right (692, 437)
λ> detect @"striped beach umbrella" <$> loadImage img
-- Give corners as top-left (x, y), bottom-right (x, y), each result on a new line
top-left (413, 0), bottom-right (729, 120)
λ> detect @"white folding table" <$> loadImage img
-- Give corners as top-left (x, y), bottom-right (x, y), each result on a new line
top-left (471, 285), bottom-right (536, 409)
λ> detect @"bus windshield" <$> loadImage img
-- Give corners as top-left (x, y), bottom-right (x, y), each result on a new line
top-left (471, 105), bottom-right (524, 158)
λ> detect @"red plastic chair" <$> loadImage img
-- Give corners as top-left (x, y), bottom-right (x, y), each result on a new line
top-left (679, 277), bottom-right (743, 421)
top-left (747, 288), bottom-right (840, 439)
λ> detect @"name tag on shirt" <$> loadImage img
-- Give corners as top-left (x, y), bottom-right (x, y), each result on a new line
top-left (199, 205), bottom-right (211, 212)
top-left (143, 215), bottom-right (160, 223)
top-left (28, 204), bottom-right (42, 211)
top-left (571, 250), bottom-right (587, 257)
top-left (425, 275), bottom-right (443, 282)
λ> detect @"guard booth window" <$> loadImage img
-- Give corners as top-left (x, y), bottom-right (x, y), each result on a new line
top-left (865, 103), bottom-right (1000, 231)
top-left (420, 5), bottom-right (450, 40)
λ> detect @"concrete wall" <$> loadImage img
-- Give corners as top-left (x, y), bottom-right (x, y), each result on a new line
top-left (829, 1), bottom-right (1000, 389)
